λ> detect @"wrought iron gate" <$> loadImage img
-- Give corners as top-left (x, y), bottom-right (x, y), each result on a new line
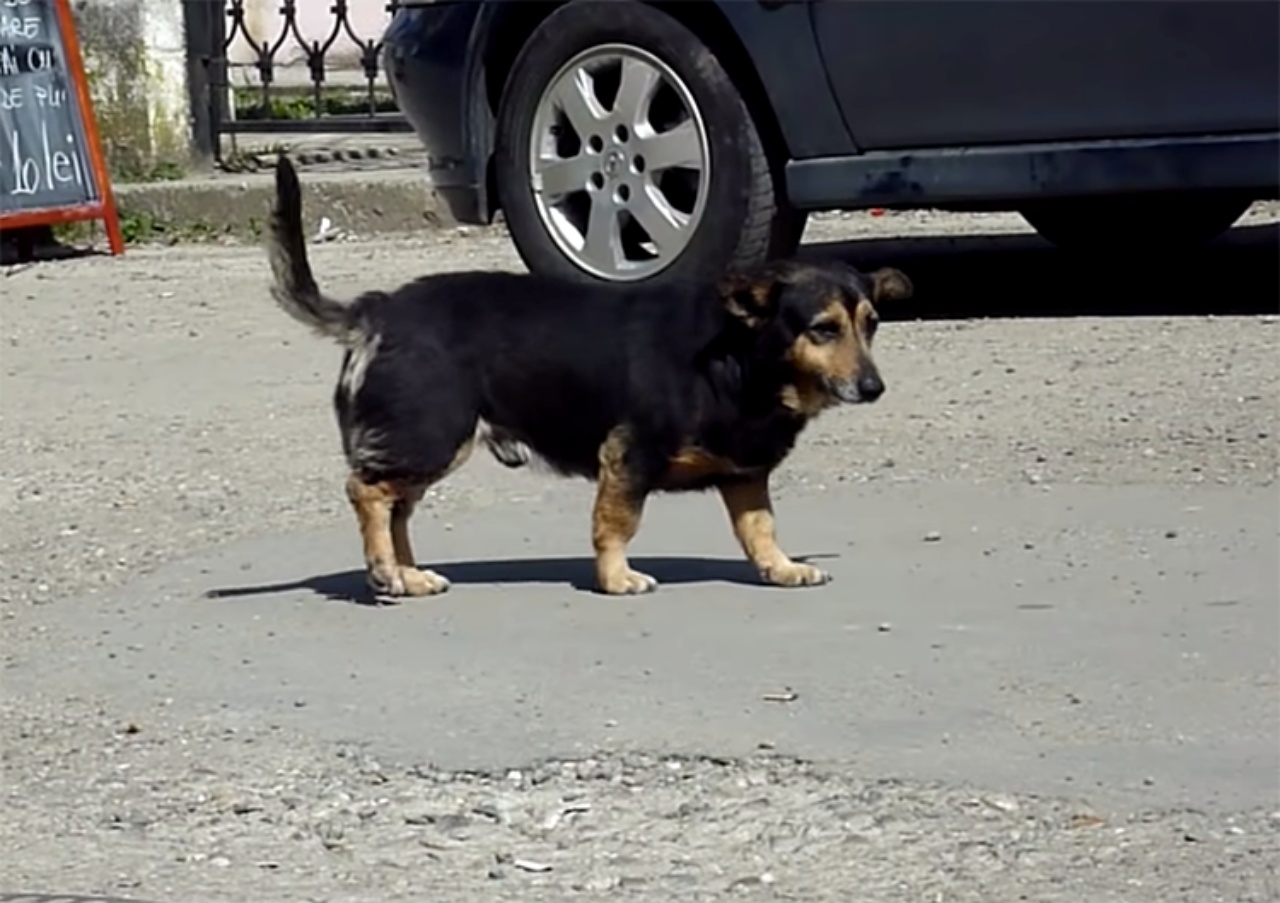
top-left (184, 0), bottom-right (412, 162)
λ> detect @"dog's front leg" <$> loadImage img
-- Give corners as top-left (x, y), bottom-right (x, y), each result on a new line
top-left (592, 478), bottom-right (655, 594)
top-left (592, 431), bottom-right (656, 595)
top-left (719, 477), bottom-right (830, 588)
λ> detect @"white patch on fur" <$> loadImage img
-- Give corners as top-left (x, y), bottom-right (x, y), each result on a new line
top-left (338, 333), bottom-right (381, 403)
top-left (477, 418), bottom-right (533, 468)
top-left (347, 426), bottom-right (391, 472)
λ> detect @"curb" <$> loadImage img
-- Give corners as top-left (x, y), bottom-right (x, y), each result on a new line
top-left (112, 168), bottom-right (460, 241)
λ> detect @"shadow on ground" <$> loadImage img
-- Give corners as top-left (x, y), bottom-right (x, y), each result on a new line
top-left (202, 554), bottom-right (824, 604)
top-left (801, 221), bottom-right (1279, 320)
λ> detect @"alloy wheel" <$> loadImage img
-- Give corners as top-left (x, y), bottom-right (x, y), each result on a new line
top-left (528, 44), bottom-right (712, 282)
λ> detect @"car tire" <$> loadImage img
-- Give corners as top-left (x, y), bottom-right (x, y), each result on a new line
top-left (493, 0), bottom-right (798, 286)
top-left (1019, 193), bottom-right (1252, 254)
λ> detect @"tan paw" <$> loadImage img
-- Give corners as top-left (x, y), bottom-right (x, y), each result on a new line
top-left (760, 560), bottom-right (831, 588)
top-left (596, 567), bottom-right (659, 596)
top-left (399, 566), bottom-right (451, 596)
top-left (368, 564), bottom-right (450, 599)
top-left (367, 563), bottom-right (406, 598)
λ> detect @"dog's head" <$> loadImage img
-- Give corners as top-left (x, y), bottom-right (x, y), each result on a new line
top-left (718, 260), bottom-right (912, 415)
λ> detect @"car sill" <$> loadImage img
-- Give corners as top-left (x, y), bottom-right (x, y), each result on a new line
top-left (785, 133), bottom-right (1280, 210)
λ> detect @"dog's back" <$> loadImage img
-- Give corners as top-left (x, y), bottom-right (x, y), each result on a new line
top-left (265, 153), bottom-right (722, 478)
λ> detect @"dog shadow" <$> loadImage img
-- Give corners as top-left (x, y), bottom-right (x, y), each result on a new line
top-left (203, 554), bottom-right (839, 605)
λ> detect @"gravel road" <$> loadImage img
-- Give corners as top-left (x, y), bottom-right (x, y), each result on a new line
top-left (1, 208), bottom-right (1277, 902)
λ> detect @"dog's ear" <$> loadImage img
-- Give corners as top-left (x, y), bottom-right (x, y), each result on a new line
top-left (870, 267), bottom-right (913, 304)
top-left (720, 273), bottom-right (783, 328)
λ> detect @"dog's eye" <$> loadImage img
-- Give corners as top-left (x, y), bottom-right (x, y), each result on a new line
top-left (808, 321), bottom-right (842, 343)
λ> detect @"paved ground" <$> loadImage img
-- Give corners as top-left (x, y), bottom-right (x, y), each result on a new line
top-left (1, 209), bottom-right (1278, 902)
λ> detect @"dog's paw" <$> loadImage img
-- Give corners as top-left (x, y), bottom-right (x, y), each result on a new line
top-left (368, 565), bottom-right (450, 599)
top-left (399, 566), bottom-right (451, 596)
top-left (760, 560), bottom-right (831, 588)
top-left (597, 568), bottom-right (659, 596)
top-left (367, 565), bottom-right (406, 598)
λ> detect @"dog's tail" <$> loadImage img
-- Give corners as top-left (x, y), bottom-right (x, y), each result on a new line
top-left (265, 153), bottom-right (357, 344)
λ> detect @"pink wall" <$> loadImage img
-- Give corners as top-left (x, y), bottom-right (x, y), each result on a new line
top-left (226, 0), bottom-right (392, 78)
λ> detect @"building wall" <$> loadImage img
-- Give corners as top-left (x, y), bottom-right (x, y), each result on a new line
top-left (72, 0), bottom-right (191, 174)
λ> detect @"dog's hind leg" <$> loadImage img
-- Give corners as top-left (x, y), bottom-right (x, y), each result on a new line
top-left (348, 475), bottom-right (415, 597)
top-left (592, 429), bottom-right (656, 595)
top-left (390, 486), bottom-right (426, 568)
top-left (347, 451), bottom-right (468, 599)
top-left (719, 476), bottom-right (830, 588)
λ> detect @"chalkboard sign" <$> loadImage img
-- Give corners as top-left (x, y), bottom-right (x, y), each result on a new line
top-left (0, 0), bottom-right (122, 253)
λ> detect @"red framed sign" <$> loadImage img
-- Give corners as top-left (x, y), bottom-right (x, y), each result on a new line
top-left (0, 0), bottom-right (124, 254)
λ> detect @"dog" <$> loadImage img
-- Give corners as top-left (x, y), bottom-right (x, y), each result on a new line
top-left (265, 154), bottom-right (911, 598)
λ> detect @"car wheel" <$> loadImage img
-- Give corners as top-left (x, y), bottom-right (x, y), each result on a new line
top-left (494, 0), bottom-right (798, 286)
top-left (1019, 194), bottom-right (1252, 254)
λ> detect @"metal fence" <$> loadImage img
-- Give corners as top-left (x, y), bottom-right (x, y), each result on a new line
top-left (184, 0), bottom-right (413, 162)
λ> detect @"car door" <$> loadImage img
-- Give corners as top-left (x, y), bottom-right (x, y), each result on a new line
top-left (809, 0), bottom-right (1280, 151)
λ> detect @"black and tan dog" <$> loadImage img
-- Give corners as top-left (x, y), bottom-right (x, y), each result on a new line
top-left (265, 154), bottom-right (911, 598)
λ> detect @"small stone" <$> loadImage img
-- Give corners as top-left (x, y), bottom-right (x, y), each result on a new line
top-left (982, 793), bottom-right (1019, 813)
top-left (434, 813), bottom-right (473, 832)
top-left (877, 622), bottom-right (892, 632)
top-left (1164, 529), bottom-right (1178, 539)
top-left (923, 530), bottom-right (942, 542)
top-left (513, 858), bottom-right (551, 873)
top-left (1067, 813), bottom-right (1107, 829)
top-left (210, 856), bottom-right (231, 868)
top-left (761, 690), bottom-right (798, 703)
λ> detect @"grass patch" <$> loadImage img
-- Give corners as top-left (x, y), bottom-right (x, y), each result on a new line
top-left (233, 87), bottom-right (398, 121)
top-left (50, 209), bottom-right (264, 248)
top-left (112, 159), bottom-right (187, 184)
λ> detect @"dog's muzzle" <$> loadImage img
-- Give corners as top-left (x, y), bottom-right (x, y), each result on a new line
top-left (831, 372), bottom-right (885, 404)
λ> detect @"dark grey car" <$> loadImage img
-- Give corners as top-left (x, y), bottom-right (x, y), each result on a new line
top-left (382, 0), bottom-right (1280, 287)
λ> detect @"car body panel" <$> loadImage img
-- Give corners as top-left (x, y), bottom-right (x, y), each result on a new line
top-left (711, 0), bottom-right (855, 158)
top-left (811, 0), bottom-right (1280, 150)
top-left (383, 0), bottom-right (496, 221)
top-left (383, 0), bottom-right (1280, 226)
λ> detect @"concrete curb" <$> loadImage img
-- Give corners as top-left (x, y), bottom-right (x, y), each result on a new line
top-left (113, 168), bottom-right (459, 240)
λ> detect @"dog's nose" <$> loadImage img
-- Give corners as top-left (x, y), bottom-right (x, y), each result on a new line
top-left (857, 373), bottom-right (885, 401)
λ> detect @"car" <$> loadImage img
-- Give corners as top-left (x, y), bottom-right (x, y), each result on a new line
top-left (381, 0), bottom-right (1279, 287)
